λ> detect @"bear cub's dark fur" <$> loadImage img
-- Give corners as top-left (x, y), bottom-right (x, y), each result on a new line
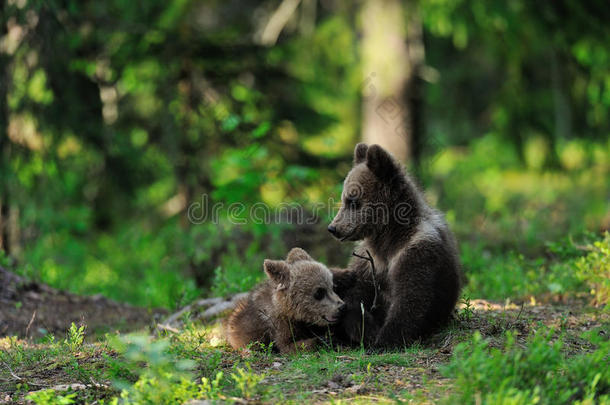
top-left (327, 143), bottom-right (463, 348)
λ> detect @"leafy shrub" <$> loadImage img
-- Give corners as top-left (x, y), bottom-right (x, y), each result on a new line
top-left (26, 389), bottom-right (76, 405)
top-left (461, 232), bottom-right (610, 301)
top-left (22, 220), bottom-right (198, 308)
top-left (460, 243), bottom-right (583, 300)
top-left (107, 334), bottom-right (229, 404)
top-left (427, 136), bottom-right (609, 255)
top-left (442, 330), bottom-right (610, 404)
top-left (231, 364), bottom-right (266, 399)
top-left (64, 323), bottom-right (85, 351)
top-left (112, 373), bottom-right (225, 405)
top-left (575, 232), bottom-right (610, 309)
top-left (20, 215), bottom-right (290, 308)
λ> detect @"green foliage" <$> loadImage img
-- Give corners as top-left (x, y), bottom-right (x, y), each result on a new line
top-left (198, 372), bottom-right (225, 400)
top-left (230, 364), bottom-right (267, 400)
top-left (1, 0), bottom-right (608, 309)
top-left (0, 250), bottom-right (14, 268)
top-left (189, 220), bottom-right (288, 298)
top-left (26, 389), bottom-right (76, 405)
top-left (460, 242), bottom-right (582, 300)
top-left (115, 373), bottom-right (225, 405)
top-left (108, 334), bottom-right (203, 404)
top-left (105, 333), bottom-right (267, 403)
top-left (576, 232), bottom-right (610, 309)
top-left (458, 295), bottom-right (475, 322)
top-left (64, 323), bottom-right (85, 351)
top-left (422, 0), bottom-right (610, 150)
top-left (442, 330), bottom-right (610, 404)
top-left (0, 326), bottom-right (119, 402)
top-left (460, 231), bottom-right (610, 301)
top-left (0, 336), bottom-right (63, 379)
top-left (428, 135), bottom-right (609, 254)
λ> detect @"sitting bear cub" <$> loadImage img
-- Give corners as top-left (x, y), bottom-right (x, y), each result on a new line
top-left (226, 248), bottom-right (348, 353)
top-left (328, 143), bottom-right (463, 348)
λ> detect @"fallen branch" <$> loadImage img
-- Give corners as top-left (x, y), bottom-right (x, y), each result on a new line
top-left (0, 361), bottom-right (47, 388)
top-left (163, 297), bottom-right (224, 326)
top-left (1, 360), bottom-right (22, 382)
top-left (162, 293), bottom-right (248, 327)
top-left (26, 382), bottom-right (110, 396)
top-left (156, 323), bottom-right (180, 334)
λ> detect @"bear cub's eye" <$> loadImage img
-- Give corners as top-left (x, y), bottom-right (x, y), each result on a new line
top-left (346, 196), bottom-right (360, 209)
top-left (313, 288), bottom-right (326, 300)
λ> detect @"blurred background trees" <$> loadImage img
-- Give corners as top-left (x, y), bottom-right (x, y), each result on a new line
top-left (1, 0), bottom-right (608, 307)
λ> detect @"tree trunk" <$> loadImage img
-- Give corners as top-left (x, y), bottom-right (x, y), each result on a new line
top-left (548, 48), bottom-right (570, 168)
top-left (0, 2), bottom-right (10, 253)
top-left (404, 3), bottom-right (425, 170)
top-left (360, 0), bottom-right (424, 164)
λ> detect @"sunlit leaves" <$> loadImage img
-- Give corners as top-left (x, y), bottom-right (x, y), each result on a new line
top-left (27, 69), bottom-right (53, 104)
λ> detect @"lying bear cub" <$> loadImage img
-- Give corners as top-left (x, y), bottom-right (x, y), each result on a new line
top-left (226, 248), bottom-right (353, 353)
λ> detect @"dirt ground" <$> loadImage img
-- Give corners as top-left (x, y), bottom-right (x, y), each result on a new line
top-left (0, 266), bottom-right (165, 340)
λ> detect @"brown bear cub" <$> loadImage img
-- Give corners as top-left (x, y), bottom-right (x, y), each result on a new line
top-left (226, 248), bottom-right (348, 353)
top-left (327, 143), bottom-right (463, 349)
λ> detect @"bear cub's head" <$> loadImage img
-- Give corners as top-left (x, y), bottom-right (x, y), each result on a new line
top-left (328, 143), bottom-right (416, 242)
top-left (264, 248), bottom-right (345, 326)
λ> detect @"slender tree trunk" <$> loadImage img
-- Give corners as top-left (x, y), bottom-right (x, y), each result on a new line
top-left (360, 0), bottom-right (424, 164)
top-left (404, 3), bottom-right (425, 170)
top-left (0, 2), bottom-right (10, 253)
top-left (8, 205), bottom-right (20, 257)
top-left (0, 199), bottom-right (4, 252)
top-left (548, 48), bottom-right (570, 168)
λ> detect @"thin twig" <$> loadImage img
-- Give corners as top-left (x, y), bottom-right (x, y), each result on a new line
top-left (0, 361), bottom-right (47, 386)
top-left (515, 302), bottom-right (525, 322)
top-left (1, 360), bottom-right (22, 381)
top-left (25, 310), bottom-right (36, 339)
top-left (352, 249), bottom-right (379, 310)
top-left (508, 302), bottom-right (525, 330)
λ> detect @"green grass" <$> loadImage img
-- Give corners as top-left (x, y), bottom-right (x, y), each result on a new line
top-left (6, 310), bottom-right (608, 404)
top-left (3, 300), bottom-right (607, 405)
top-left (461, 232), bottom-right (610, 302)
top-left (442, 329), bottom-right (610, 404)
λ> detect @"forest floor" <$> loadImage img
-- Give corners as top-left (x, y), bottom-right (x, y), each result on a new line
top-left (0, 267), bottom-right (608, 404)
top-left (0, 266), bottom-right (165, 340)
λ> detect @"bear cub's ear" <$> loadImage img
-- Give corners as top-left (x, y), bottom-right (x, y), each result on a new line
top-left (353, 143), bottom-right (369, 165)
top-left (264, 259), bottom-right (290, 289)
top-left (286, 247), bottom-right (313, 263)
top-left (366, 144), bottom-right (399, 181)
